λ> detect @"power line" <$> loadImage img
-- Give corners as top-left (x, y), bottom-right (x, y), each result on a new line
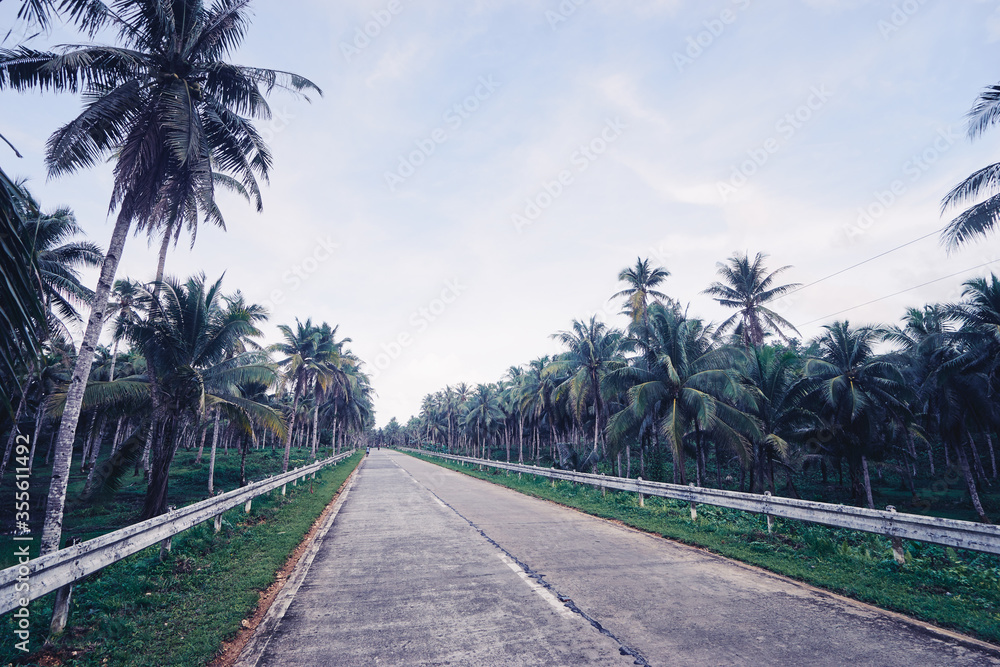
top-left (783, 224), bottom-right (946, 299)
top-left (796, 258), bottom-right (1000, 328)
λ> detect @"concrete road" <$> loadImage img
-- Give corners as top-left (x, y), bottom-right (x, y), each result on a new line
top-left (246, 452), bottom-right (634, 666)
top-left (247, 451), bottom-right (1000, 666)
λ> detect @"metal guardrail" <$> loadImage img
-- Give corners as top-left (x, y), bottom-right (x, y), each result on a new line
top-left (0, 450), bottom-right (356, 616)
top-left (405, 449), bottom-right (1000, 557)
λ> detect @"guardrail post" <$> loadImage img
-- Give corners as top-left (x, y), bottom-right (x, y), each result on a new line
top-left (601, 473), bottom-right (607, 498)
top-left (245, 498), bottom-right (252, 513)
top-left (214, 514), bottom-right (222, 533)
top-left (159, 536), bottom-right (172, 561)
top-left (887, 506), bottom-right (905, 565)
top-left (689, 483), bottom-right (697, 521)
top-left (281, 484), bottom-right (286, 496)
top-left (48, 537), bottom-right (80, 637)
top-left (637, 477), bottom-right (645, 508)
top-left (764, 491), bottom-right (774, 534)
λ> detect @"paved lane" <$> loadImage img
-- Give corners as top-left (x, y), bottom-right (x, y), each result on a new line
top-left (397, 451), bottom-right (1000, 667)
top-left (247, 452), bottom-right (633, 666)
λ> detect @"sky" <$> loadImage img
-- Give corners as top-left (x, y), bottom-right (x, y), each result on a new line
top-left (3, 0), bottom-right (1000, 427)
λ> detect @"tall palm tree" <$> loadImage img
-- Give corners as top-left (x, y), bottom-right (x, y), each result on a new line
top-left (741, 345), bottom-right (812, 494)
top-left (14, 193), bottom-right (103, 333)
top-left (941, 80), bottom-right (1000, 249)
top-left (272, 319), bottom-right (339, 472)
top-left (463, 383), bottom-right (503, 459)
top-left (704, 251), bottom-right (800, 348)
top-left (612, 257), bottom-right (670, 331)
top-left (548, 317), bottom-right (628, 464)
top-left (804, 321), bottom-right (909, 508)
top-left (606, 303), bottom-right (755, 485)
top-left (0, 0), bottom-right (320, 555)
top-left (83, 273), bottom-right (284, 518)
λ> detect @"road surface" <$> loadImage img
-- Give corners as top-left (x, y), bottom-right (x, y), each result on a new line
top-left (239, 450), bottom-right (999, 666)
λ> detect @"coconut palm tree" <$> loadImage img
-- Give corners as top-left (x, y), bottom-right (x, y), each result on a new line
top-left (0, 0), bottom-right (320, 555)
top-left (548, 317), bottom-right (628, 465)
top-left (14, 193), bottom-right (103, 333)
top-left (612, 257), bottom-right (670, 331)
top-left (606, 303), bottom-right (755, 485)
top-left (741, 345), bottom-right (813, 494)
top-left (463, 383), bottom-right (503, 459)
top-left (941, 80), bottom-right (1000, 248)
top-left (804, 321), bottom-right (909, 508)
top-left (272, 319), bottom-right (340, 472)
top-left (704, 251), bottom-right (801, 348)
top-left (0, 168), bottom-right (47, 415)
top-left (115, 273), bottom-right (283, 518)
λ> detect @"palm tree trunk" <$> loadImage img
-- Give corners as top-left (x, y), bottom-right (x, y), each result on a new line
top-left (195, 407), bottom-right (208, 464)
top-left (955, 438), bottom-right (990, 523)
top-left (969, 433), bottom-right (988, 482)
top-left (41, 212), bottom-right (133, 554)
top-left (239, 437), bottom-right (249, 487)
top-left (155, 223), bottom-right (171, 285)
top-left (988, 433), bottom-right (998, 479)
top-left (208, 409), bottom-right (221, 494)
top-left (0, 386), bottom-right (29, 482)
top-left (141, 414), bottom-right (178, 520)
top-left (80, 412), bottom-right (97, 472)
top-left (282, 377), bottom-right (303, 473)
top-left (861, 455), bottom-right (875, 509)
top-left (311, 403), bottom-right (320, 459)
top-left (28, 403), bottom-right (46, 473)
top-left (82, 417), bottom-right (107, 490)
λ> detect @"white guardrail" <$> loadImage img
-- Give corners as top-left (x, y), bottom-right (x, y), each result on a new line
top-left (0, 450), bottom-right (356, 616)
top-left (404, 449), bottom-right (1000, 557)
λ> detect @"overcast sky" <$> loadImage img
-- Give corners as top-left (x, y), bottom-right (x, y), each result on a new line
top-left (3, 0), bottom-right (1000, 426)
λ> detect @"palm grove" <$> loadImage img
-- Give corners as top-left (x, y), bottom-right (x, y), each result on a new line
top-left (0, 0), bottom-right (373, 564)
top-left (403, 246), bottom-right (1000, 524)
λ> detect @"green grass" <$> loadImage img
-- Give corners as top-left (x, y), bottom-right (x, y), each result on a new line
top-left (0, 445), bottom-right (331, 567)
top-left (1, 450), bottom-right (362, 666)
top-left (410, 453), bottom-right (1000, 647)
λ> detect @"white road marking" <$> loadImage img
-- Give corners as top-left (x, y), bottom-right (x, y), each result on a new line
top-left (433, 497), bottom-right (447, 508)
top-left (497, 553), bottom-right (576, 619)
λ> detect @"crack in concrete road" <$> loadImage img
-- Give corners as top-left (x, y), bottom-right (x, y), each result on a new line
top-left (392, 459), bottom-right (651, 667)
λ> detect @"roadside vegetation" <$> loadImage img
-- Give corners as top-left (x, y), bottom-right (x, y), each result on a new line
top-left (385, 252), bottom-right (1000, 526)
top-left (0, 0), bottom-right (375, 648)
top-left (0, 450), bottom-right (362, 666)
top-left (410, 452), bottom-right (1000, 646)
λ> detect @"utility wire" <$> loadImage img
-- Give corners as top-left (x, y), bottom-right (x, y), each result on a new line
top-left (796, 258), bottom-right (1000, 328)
top-left (783, 225), bottom-right (946, 299)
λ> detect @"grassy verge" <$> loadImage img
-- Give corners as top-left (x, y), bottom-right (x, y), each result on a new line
top-left (409, 452), bottom-right (1000, 646)
top-left (1, 451), bottom-right (362, 666)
